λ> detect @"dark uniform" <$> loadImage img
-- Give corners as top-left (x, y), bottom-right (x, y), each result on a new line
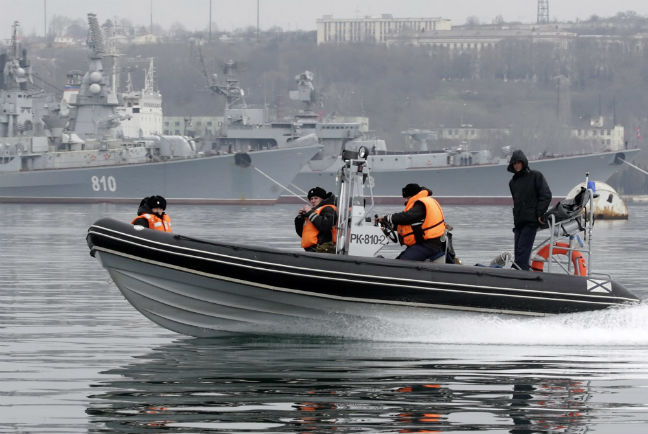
top-left (383, 184), bottom-right (446, 262)
top-left (132, 195), bottom-right (172, 232)
top-left (507, 150), bottom-right (552, 270)
top-left (295, 187), bottom-right (338, 253)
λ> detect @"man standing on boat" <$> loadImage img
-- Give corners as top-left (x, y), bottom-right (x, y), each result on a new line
top-left (295, 186), bottom-right (338, 253)
top-left (377, 183), bottom-right (446, 262)
top-left (507, 150), bottom-right (552, 270)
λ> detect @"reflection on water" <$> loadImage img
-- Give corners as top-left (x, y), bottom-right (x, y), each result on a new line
top-left (88, 336), bottom-right (648, 433)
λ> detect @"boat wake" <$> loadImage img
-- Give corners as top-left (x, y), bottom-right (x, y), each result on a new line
top-left (330, 301), bottom-right (648, 345)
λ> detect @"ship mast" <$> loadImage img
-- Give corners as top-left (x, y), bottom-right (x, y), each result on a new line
top-left (0, 21), bottom-right (36, 138)
top-left (208, 60), bottom-right (246, 109)
top-left (69, 13), bottom-right (121, 142)
top-left (289, 70), bottom-right (317, 115)
top-left (144, 57), bottom-right (157, 93)
top-left (86, 13), bottom-right (105, 59)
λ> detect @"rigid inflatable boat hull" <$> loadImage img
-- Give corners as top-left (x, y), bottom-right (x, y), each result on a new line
top-left (87, 218), bottom-right (639, 337)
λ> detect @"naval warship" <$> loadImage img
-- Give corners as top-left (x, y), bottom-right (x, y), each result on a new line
top-left (199, 65), bottom-right (377, 158)
top-left (193, 64), bottom-right (637, 202)
top-left (280, 74), bottom-right (639, 203)
top-left (0, 17), bottom-right (319, 204)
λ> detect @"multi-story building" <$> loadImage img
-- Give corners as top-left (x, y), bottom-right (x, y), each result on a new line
top-left (386, 24), bottom-right (577, 51)
top-left (316, 14), bottom-right (451, 45)
top-left (320, 17), bottom-right (648, 55)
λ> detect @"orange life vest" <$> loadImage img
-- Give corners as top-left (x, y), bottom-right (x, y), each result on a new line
top-left (397, 190), bottom-right (446, 246)
top-left (132, 213), bottom-right (172, 232)
top-left (301, 204), bottom-right (338, 249)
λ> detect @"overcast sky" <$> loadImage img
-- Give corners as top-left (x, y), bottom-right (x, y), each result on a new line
top-left (2, 0), bottom-right (648, 40)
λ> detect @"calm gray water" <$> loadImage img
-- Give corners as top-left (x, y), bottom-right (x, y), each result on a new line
top-left (1, 203), bottom-right (648, 433)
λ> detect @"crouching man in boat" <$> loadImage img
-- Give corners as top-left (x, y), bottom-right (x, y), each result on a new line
top-left (132, 195), bottom-right (172, 232)
top-left (507, 150), bottom-right (552, 270)
top-left (377, 183), bottom-right (447, 262)
top-left (295, 186), bottom-right (338, 253)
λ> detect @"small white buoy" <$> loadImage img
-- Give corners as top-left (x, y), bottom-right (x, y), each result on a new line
top-left (566, 181), bottom-right (628, 219)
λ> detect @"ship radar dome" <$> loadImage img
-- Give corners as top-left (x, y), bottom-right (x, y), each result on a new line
top-left (89, 71), bottom-right (102, 83)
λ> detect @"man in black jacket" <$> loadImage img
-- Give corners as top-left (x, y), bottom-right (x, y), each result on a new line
top-left (507, 150), bottom-right (552, 270)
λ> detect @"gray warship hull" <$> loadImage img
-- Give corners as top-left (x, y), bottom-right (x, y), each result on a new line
top-left (0, 145), bottom-right (321, 204)
top-left (291, 149), bottom-right (639, 204)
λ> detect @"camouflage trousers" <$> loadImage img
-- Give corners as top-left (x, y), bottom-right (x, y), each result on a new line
top-left (315, 241), bottom-right (336, 254)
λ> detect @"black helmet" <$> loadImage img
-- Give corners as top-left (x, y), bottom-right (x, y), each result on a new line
top-left (146, 195), bottom-right (167, 210)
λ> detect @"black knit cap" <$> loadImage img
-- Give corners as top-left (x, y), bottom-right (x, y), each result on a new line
top-left (402, 183), bottom-right (423, 198)
top-left (146, 195), bottom-right (167, 210)
top-left (307, 186), bottom-right (327, 200)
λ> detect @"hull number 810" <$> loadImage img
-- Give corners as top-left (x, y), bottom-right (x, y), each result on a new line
top-left (91, 175), bottom-right (117, 192)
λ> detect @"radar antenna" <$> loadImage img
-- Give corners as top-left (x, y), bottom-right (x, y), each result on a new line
top-left (289, 70), bottom-right (317, 113)
top-left (3, 21), bottom-right (32, 90)
top-left (86, 13), bottom-right (105, 58)
top-left (537, 0), bottom-right (549, 24)
top-left (208, 60), bottom-right (246, 109)
top-left (190, 39), bottom-right (246, 109)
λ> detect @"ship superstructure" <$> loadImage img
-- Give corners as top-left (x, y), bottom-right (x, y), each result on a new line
top-left (119, 58), bottom-right (163, 137)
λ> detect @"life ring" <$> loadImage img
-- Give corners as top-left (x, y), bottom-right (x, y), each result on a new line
top-left (531, 241), bottom-right (587, 276)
